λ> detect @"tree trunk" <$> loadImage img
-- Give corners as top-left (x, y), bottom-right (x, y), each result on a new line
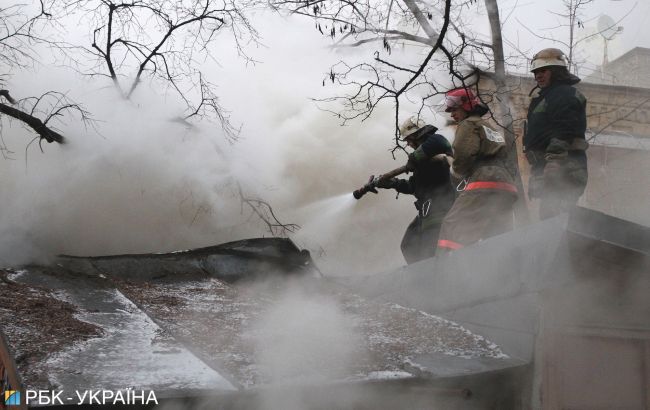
top-left (402, 0), bottom-right (439, 41)
top-left (484, 0), bottom-right (530, 225)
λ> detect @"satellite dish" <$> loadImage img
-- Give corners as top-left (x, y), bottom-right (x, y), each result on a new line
top-left (597, 15), bottom-right (619, 40)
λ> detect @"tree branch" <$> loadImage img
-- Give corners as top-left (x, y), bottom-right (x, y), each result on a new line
top-left (0, 102), bottom-right (66, 144)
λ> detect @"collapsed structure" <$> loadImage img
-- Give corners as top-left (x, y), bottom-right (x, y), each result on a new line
top-left (1, 206), bottom-right (649, 409)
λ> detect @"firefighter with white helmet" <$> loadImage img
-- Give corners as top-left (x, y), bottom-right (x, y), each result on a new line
top-left (374, 115), bottom-right (455, 264)
top-left (525, 48), bottom-right (588, 219)
top-left (529, 48), bottom-right (568, 72)
top-left (436, 88), bottom-right (518, 251)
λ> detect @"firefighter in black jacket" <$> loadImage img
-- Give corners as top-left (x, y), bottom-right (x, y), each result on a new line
top-left (524, 48), bottom-right (589, 219)
top-left (375, 116), bottom-right (455, 264)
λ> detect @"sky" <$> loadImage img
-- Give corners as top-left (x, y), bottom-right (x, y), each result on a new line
top-left (495, 0), bottom-right (650, 73)
top-left (0, 0), bottom-right (648, 274)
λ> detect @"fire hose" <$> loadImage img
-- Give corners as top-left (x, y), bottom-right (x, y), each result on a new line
top-left (352, 164), bottom-right (410, 200)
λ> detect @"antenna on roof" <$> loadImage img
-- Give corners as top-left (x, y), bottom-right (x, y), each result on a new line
top-left (597, 14), bottom-right (624, 79)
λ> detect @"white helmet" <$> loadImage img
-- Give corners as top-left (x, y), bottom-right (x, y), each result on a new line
top-left (530, 48), bottom-right (567, 72)
top-left (399, 116), bottom-right (426, 140)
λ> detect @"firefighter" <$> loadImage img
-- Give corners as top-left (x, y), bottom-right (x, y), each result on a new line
top-left (525, 48), bottom-right (589, 219)
top-left (437, 88), bottom-right (517, 251)
top-left (375, 116), bottom-right (455, 264)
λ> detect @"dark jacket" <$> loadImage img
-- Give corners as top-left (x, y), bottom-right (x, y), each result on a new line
top-left (392, 130), bottom-right (455, 212)
top-left (524, 74), bottom-right (587, 152)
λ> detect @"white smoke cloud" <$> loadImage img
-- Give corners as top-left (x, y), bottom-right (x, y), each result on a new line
top-left (0, 11), bottom-right (452, 274)
top-left (251, 286), bottom-right (362, 385)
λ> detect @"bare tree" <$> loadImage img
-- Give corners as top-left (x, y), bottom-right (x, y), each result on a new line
top-left (57, 0), bottom-right (261, 141)
top-left (271, 0), bottom-right (484, 154)
top-left (483, 0), bottom-right (528, 223)
top-left (1, 3), bottom-right (43, 68)
top-left (0, 2), bottom-right (89, 153)
top-left (1, 1), bottom-right (297, 238)
top-left (53, 0), bottom-right (299, 233)
top-left (0, 90), bottom-right (94, 148)
top-left (270, 1), bottom-right (526, 142)
top-left (516, 0), bottom-right (630, 74)
top-left (237, 182), bottom-right (300, 237)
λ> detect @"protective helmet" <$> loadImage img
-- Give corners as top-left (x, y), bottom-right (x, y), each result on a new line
top-left (530, 48), bottom-right (567, 72)
top-left (444, 88), bottom-right (480, 112)
top-left (399, 116), bottom-right (426, 140)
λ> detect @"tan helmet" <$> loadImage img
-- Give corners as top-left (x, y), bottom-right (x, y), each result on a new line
top-left (530, 48), bottom-right (567, 72)
top-left (399, 116), bottom-right (426, 140)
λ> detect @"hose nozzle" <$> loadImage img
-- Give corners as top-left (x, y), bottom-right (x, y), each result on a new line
top-left (352, 175), bottom-right (378, 200)
top-left (352, 165), bottom-right (410, 201)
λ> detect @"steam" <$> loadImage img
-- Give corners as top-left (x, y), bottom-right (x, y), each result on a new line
top-left (0, 89), bottom-right (239, 264)
top-left (251, 286), bottom-right (362, 384)
top-left (0, 13), bottom-right (455, 274)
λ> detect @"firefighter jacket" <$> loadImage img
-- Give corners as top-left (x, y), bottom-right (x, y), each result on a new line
top-left (524, 74), bottom-right (589, 218)
top-left (524, 74), bottom-right (587, 153)
top-left (436, 116), bottom-right (517, 251)
top-left (391, 131), bottom-right (455, 217)
top-left (451, 116), bottom-right (516, 192)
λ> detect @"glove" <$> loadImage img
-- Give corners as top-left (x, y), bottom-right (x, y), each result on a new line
top-left (546, 137), bottom-right (571, 155)
top-left (544, 138), bottom-right (570, 162)
top-left (364, 175), bottom-right (379, 194)
top-left (375, 177), bottom-right (397, 189)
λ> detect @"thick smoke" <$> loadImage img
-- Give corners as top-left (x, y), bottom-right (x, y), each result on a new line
top-left (0, 14), bottom-right (451, 274)
top-left (0, 84), bottom-right (241, 264)
top-left (251, 284), bottom-right (362, 385)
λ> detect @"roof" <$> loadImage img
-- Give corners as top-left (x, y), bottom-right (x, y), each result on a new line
top-left (586, 129), bottom-right (650, 151)
top-left (583, 47), bottom-right (650, 88)
top-left (343, 207), bottom-right (650, 361)
top-left (0, 238), bottom-right (507, 401)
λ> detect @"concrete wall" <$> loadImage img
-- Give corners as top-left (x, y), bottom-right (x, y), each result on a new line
top-left (584, 47), bottom-right (650, 89)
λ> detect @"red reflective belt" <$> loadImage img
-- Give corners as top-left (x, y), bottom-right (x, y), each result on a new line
top-left (465, 181), bottom-right (517, 193)
top-left (437, 239), bottom-right (464, 250)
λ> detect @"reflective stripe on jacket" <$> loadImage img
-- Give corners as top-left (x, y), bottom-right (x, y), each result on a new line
top-left (465, 181), bottom-right (517, 193)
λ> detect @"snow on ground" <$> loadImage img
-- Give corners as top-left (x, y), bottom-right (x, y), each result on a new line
top-left (42, 288), bottom-right (236, 392)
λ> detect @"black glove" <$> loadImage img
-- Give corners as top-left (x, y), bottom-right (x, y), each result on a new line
top-left (375, 177), bottom-right (397, 189)
top-left (364, 175), bottom-right (379, 194)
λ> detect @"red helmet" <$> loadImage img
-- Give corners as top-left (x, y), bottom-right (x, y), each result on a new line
top-left (444, 88), bottom-right (480, 112)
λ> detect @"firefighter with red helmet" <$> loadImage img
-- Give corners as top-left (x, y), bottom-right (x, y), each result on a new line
top-left (437, 88), bottom-right (518, 251)
top-left (525, 48), bottom-right (588, 219)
